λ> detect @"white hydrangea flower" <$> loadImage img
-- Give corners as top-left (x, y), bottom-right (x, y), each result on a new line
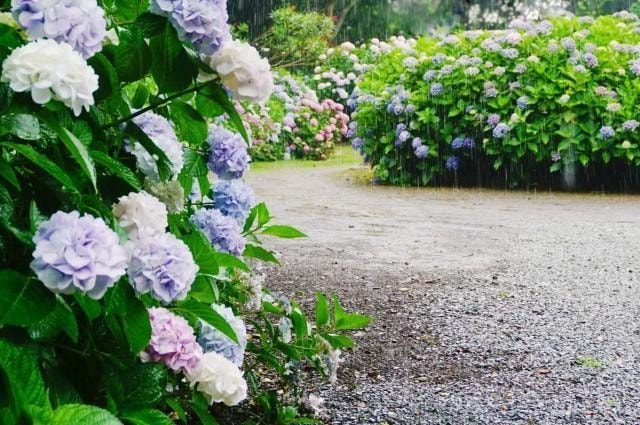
top-left (112, 191), bottom-right (168, 240)
top-left (203, 39), bottom-right (274, 104)
top-left (144, 178), bottom-right (185, 213)
top-left (1, 39), bottom-right (98, 116)
top-left (187, 352), bottom-right (248, 406)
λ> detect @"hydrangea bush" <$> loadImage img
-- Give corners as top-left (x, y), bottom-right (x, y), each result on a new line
top-left (0, 1), bottom-right (370, 423)
top-left (348, 13), bottom-right (640, 189)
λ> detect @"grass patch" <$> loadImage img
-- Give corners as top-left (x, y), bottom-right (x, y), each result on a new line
top-left (574, 356), bottom-right (603, 369)
top-left (250, 144), bottom-right (362, 173)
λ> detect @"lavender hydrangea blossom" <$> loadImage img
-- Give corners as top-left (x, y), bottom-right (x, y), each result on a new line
top-left (150, 0), bottom-right (230, 55)
top-left (430, 83), bottom-right (444, 96)
top-left (207, 126), bottom-right (250, 180)
top-left (351, 137), bottom-right (363, 150)
top-left (30, 211), bottom-right (126, 299)
top-left (411, 137), bottom-right (423, 149)
top-left (516, 96), bottom-right (529, 109)
top-left (198, 304), bottom-right (247, 366)
top-left (622, 120), bottom-right (639, 131)
top-left (12, 0), bottom-right (107, 59)
top-left (451, 137), bottom-right (464, 150)
top-left (415, 145), bottom-right (428, 159)
top-left (212, 180), bottom-right (256, 223)
top-left (599, 126), bottom-right (615, 139)
top-left (487, 114), bottom-right (501, 127)
top-left (126, 233), bottom-right (198, 304)
top-left (191, 208), bottom-right (245, 255)
top-left (462, 137), bottom-right (475, 149)
top-left (493, 123), bottom-right (510, 138)
top-left (446, 156), bottom-right (460, 171)
top-left (142, 307), bottom-right (203, 373)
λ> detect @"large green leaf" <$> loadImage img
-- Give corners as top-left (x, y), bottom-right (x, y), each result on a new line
top-left (119, 364), bottom-right (168, 411)
top-left (91, 151), bottom-right (142, 190)
top-left (170, 101), bottom-right (208, 146)
top-left (261, 225), bottom-right (307, 239)
top-left (104, 283), bottom-right (151, 355)
top-left (88, 53), bottom-right (120, 102)
top-left (198, 82), bottom-right (249, 142)
top-left (110, 31), bottom-right (152, 83)
top-left (149, 25), bottom-right (197, 93)
top-left (29, 297), bottom-right (79, 343)
top-left (315, 292), bottom-right (330, 328)
top-left (0, 158), bottom-right (19, 191)
top-left (243, 244), bottom-right (280, 264)
top-left (0, 339), bottom-right (49, 410)
top-left (55, 126), bottom-right (97, 192)
top-left (3, 143), bottom-right (78, 192)
top-left (51, 404), bottom-right (122, 425)
top-left (333, 295), bottom-right (371, 330)
top-left (0, 270), bottom-right (56, 327)
top-left (173, 300), bottom-right (238, 344)
top-left (181, 231), bottom-right (219, 276)
top-left (121, 409), bottom-right (173, 425)
top-left (0, 114), bottom-right (40, 140)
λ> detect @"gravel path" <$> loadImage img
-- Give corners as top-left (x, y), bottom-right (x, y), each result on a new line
top-left (246, 157), bottom-right (640, 424)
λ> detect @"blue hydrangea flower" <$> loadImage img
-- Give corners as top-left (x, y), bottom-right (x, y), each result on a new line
top-left (631, 59), bottom-right (640, 76)
top-left (191, 208), bottom-right (245, 255)
top-left (516, 96), bottom-right (529, 109)
top-left (583, 53), bottom-right (598, 68)
top-left (451, 137), bottom-right (464, 150)
top-left (398, 130), bottom-right (411, 142)
top-left (561, 37), bottom-right (576, 51)
top-left (395, 123), bottom-right (407, 136)
top-left (12, 0), bottom-right (107, 59)
top-left (415, 145), bottom-right (429, 159)
top-left (423, 70), bottom-right (437, 81)
top-left (446, 156), bottom-right (460, 171)
top-left (198, 304), bottom-right (247, 366)
top-left (405, 104), bottom-right (416, 114)
top-left (599, 126), bottom-right (615, 139)
top-left (462, 137), bottom-right (475, 149)
top-left (207, 126), bottom-right (250, 180)
top-left (31, 211), bottom-right (126, 299)
top-left (493, 123), bottom-right (510, 138)
top-left (351, 137), bottom-right (364, 150)
top-left (150, 0), bottom-right (230, 55)
top-left (212, 180), bottom-right (256, 223)
top-left (622, 120), bottom-right (639, 131)
top-left (430, 83), bottom-right (444, 96)
top-left (501, 48), bottom-right (519, 59)
top-left (411, 137), bottom-right (423, 149)
top-left (126, 233), bottom-right (198, 304)
top-left (487, 113), bottom-right (501, 127)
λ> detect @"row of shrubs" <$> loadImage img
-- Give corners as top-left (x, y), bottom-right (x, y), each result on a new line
top-left (303, 12), bottom-right (640, 190)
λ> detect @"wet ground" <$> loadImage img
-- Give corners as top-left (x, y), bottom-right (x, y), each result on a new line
top-left (246, 150), bottom-right (640, 424)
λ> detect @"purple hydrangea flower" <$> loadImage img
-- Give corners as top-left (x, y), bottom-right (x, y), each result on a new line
top-left (126, 233), bottom-right (198, 304)
top-left (599, 126), bottom-right (615, 139)
top-left (398, 130), bottom-right (411, 142)
top-left (207, 126), bottom-right (250, 180)
top-left (487, 113), bottom-right (501, 127)
top-left (446, 156), bottom-right (460, 171)
top-left (561, 37), bottom-right (576, 51)
top-left (351, 137), bottom-right (363, 150)
top-left (451, 137), bottom-right (464, 150)
top-left (212, 180), bottom-right (256, 223)
top-left (415, 145), bottom-right (429, 159)
top-left (516, 96), bottom-right (529, 109)
top-left (191, 208), bottom-right (245, 255)
top-left (493, 123), bottom-right (510, 138)
top-left (485, 87), bottom-right (498, 97)
top-left (440, 65), bottom-right (453, 76)
top-left (631, 59), bottom-right (640, 76)
top-left (395, 123), bottom-right (407, 135)
top-left (583, 53), bottom-right (598, 68)
top-left (142, 307), bottom-right (203, 373)
top-left (430, 83), bottom-right (444, 96)
top-left (411, 137), bottom-right (423, 149)
top-left (551, 152), bottom-right (561, 162)
top-left (423, 70), bottom-right (437, 81)
top-left (405, 104), bottom-right (416, 114)
top-left (12, 0), bottom-right (107, 59)
top-left (622, 120), bottom-right (639, 131)
top-left (462, 137), bottom-right (475, 149)
top-left (501, 48), bottom-right (519, 59)
top-left (150, 0), bottom-right (230, 55)
top-left (198, 304), bottom-right (247, 366)
top-left (30, 211), bottom-right (126, 300)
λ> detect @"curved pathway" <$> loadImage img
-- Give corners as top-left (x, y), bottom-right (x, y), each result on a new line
top-left (246, 152), bottom-right (640, 424)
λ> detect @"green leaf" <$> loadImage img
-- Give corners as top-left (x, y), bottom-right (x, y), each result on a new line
top-left (92, 150), bottom-right (142, 190)
top-left (51, 404), bottom-right (122, 425)
top-left (290, 307), bottom-right (309, 339)
top-left (315, 292), bottom-right (330, 327)
top-left (0, 270), bottom-right (56, 327)
top-left (104, 282), bottom-right (151, 355)
top-left (321, 333), bottom-right (354, 349)
top-left (189, 394), bottom-right (219, 425)
top-left (56, 126), bottom-right (97, 192)
top-left (261, 225), bottom-right (307, 239)
top-left (3, 143), bottom-right (78, 192)
top-left (149, 25), bottom-right (197, 93)
top-left (212, 251), bottom-right (250, 271)
top-left (111, 31), bottom-right (152, 83)
top-left (131, 84), bottom-right (150, 109)
top-left (133, 13), bottom-right (167, 38)
top-left (243, 244), bottom-right (280, 264)
top-left (189, 275), bottom-right (217, 304)
top-left (199, 82), bottom-right (249, 142)
top-left (110, 0), bottom-right (149, 21)
top-left (88, 53), bottom-right (120, 102)
top-left (125, 122), bottom-right (172, 180)
top-left (29, 297), bottom-right (79, 343)
top-left (0, 158), bottom-right (19, 191)
top-left (164, 398), bottom-right (187, 423)
top-left (333, 295), bottom-right (371, 330)
top-left (0, 114), bottom-right (40, 140)
top-left (195, 93), bottom-right (224, 119)
top-left (255, 203), bottom-right (271, 228)
top-left (170, 101), bottom-right (208, 146)
top-left (181, 231), bottom-right (219, 276)
top-left (119, 364), bottom-right (168, 411)
top-left (73, 294), bottom-right (102, 320)
top-left (174, 300), bottom-right (238, 344)
top-left (122, 409), bottom-right (173, 425)
top-left (0, 339), bottom-right (49, 410)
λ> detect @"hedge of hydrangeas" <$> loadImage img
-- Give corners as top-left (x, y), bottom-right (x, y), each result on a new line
top-left (0, 1), bottom-right (370, 424)
top-left (339, 13), bottom-right (640, 188)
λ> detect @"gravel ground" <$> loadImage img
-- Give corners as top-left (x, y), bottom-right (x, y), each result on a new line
top-left (246, 157), bottom-right (640, 425)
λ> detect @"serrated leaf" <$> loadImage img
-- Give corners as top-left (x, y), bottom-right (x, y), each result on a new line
top-left (104, 283), bottom-right (151, 355)
top-left (181, 231), bottom-right (219, 276)
top-left (3, 142), bottom-right (78, 192)
top-left (0, 270), bottom-right (56, 327)
top-left (92, 150), bottom-right (142, 190)
top-left (133, 13), bottom-right (167, 38)
top-left (122, 409), bottom-right (173, 425)
top-left (29, 297), bottom-right (79, 343)
top-left (243, 244), bottom-right (279, 264)
top-left (199, 82), bottom-right (249, 142)
top-left (150, 25), bottom-right (197, 93)
top-left (51, 404), bottom-right (122, 425)
top-left (171, 101), bottom-right (208, 146)
top-left (0, 113), bottom-right (40, 140)
top-left (119, 364), bottom-right (168, 411)
top-left (0, 339), bottom-right (49, 410)
top-left (111, 31), bottom-right (152, 83)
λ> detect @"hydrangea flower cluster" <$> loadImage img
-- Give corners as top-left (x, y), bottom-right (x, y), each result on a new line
top-left (112, 191), bottom-right (168, 240)
top-left (493, 123), bottom-right (510, 138)
top-left (127, 111), bottom-right (185, 180)
top-left (191, 208), bottom-right (245, 255)
top-left (600, 126), bottom-right (615, 139)
top-left (31, 211), bottom-right (127, 299)
top-left (212, 180), bottom-right (256, 223)
top-left (446, 156), bottom-right (460, 171)
top-left (12, 0), bottom-right (107, 59)
top-left (207, 126), bottom-right (250, 180)
top-left (385, 85), bottom-right (413, 116)
top-left (197, 304), bottom-right (247, 366)
top-left (1, 39), bottom-right (98, 116)
top-left (142, 307), bottom-right (203, 373)
top-left (126, 232), bottom-right (198, 304)
top-left (186, 352), bottom-right (248, 406)
top-left (150, 0), bottom-right (230, 55)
